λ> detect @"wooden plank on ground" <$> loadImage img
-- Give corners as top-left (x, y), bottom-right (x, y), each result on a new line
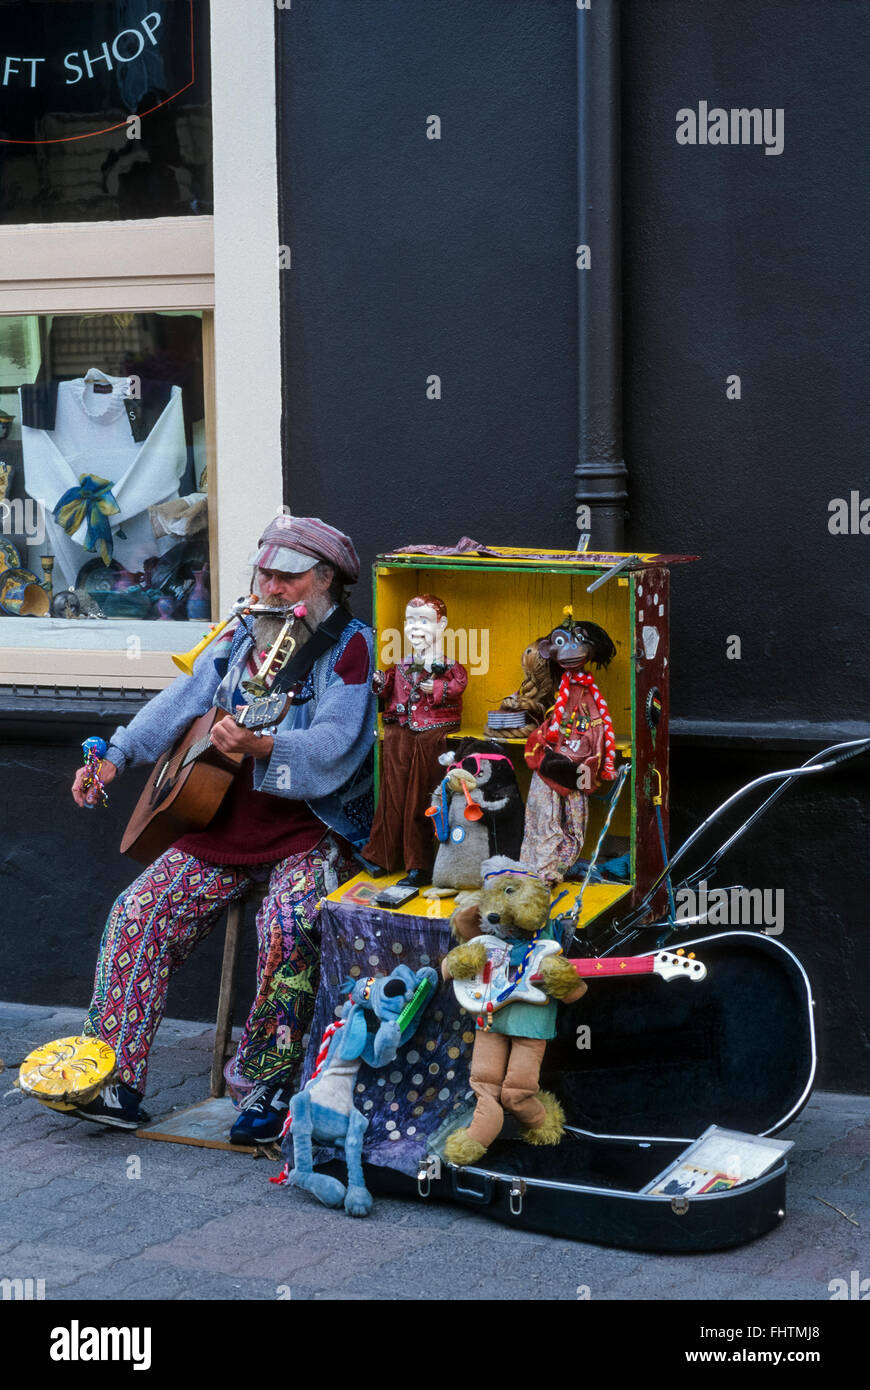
top-left (136, 1096), bottom-right (260, 1154)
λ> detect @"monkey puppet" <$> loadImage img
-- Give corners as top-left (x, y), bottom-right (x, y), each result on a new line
top-left (485, 637), bottom-right (555, 740)
top-left (519, 609), bottom-right (617, 884)
top-left (441, 857), bottom-right (587, 1167)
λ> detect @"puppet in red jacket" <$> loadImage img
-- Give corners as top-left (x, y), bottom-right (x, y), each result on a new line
top-left (520, 609), bottom-right (617, 884)
top-left (361, 595), bottom-right (467, 887)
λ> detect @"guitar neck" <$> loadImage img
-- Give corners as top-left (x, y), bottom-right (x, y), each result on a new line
top-left (530, 955), bottom-right (656, 984)
top-left (182, 732), bottom-right (217, 768)
top-left (179, 694), bottom-right (287, 770)
top-left (571, 956), bottom-right (656, 977)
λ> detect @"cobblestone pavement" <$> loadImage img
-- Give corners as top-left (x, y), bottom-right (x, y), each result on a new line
top-left (1, 1002), bottom-right (868, 1302)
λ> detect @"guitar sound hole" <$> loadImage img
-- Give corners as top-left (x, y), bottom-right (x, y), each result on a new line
top-left (150, 764), bottom-right (174, 808)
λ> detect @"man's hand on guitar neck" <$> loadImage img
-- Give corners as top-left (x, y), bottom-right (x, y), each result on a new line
top-left (210, 706), bottom-right (276, 761)
top-left (72, 759), bottom-right (118, 808)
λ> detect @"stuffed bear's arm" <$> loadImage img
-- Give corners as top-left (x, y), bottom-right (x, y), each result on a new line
top-left (449, 902), bottom-right (483, 941)
top-left (442, 939), bottom-right (488, 982)
top-left (540, 954), bottom-right (588, 1003)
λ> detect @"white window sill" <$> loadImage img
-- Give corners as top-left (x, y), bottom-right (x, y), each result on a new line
top-left (0, 616), bottom-right (218, 688)
top-left (0, 616), bottom-right (211, 652)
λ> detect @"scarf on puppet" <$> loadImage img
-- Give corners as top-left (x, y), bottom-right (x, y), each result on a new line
top-left (543, 669), bottom-right (617, 781)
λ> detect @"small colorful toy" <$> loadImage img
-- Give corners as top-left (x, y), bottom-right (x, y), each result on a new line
top-left (80, 735), bottom-right (109, 808)
top-left (422, 738), bottom-right (525, 896)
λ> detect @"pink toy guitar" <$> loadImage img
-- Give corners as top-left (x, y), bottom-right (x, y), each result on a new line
top-left (452, 942), bottom-right (706, 1016)
top-left (531, 948), bottom-right (707, 986)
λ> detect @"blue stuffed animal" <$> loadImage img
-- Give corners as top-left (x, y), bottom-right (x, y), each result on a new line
top-left (282, 963), bottom-right (437, 1217)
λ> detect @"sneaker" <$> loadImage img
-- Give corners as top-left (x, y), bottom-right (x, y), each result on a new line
top-left (72, 1083), bottom-right (150, 1131)
top-left (229, 1083), bottom-right (292, 1146)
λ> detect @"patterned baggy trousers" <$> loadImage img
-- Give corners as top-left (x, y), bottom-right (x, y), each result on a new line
top-left (83, 836), bottom-right (355, 1095)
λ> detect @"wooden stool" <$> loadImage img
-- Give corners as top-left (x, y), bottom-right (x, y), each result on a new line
top-left (209, 888), bottom-right (265, 1098)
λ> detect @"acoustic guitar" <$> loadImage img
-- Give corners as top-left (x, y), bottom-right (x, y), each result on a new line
top-left (120, 691), bottom-right (289, 863)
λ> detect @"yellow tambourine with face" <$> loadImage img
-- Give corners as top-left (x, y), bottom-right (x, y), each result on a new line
top-left (18, 1036), bottom-right (117, 1111)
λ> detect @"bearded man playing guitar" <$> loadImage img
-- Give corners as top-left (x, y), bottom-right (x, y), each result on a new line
top-left (67, 515), bottom-right (375, 1143)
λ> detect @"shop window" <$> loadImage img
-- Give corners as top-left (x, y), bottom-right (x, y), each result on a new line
top-left (0, 0), bottom-right (212, 224)
top-left (0, 309), bottom-right (213, 644)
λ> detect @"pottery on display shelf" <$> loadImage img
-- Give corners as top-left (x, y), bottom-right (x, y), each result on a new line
top-left (0, 538), bottom-right (21, 574)
top-left (0, 566), bottom-right (50, 616)
top-left (185, 565), bottom-right (210, 620)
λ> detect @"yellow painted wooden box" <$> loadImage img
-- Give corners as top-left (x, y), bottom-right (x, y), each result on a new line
top-left (329, 544), bottom-right (695, 937)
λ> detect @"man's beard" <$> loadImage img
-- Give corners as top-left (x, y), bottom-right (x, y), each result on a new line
top-left (251, 591), bottom-right (334, 666)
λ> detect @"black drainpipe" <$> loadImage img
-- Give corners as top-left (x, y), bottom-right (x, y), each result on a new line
top-left (576, 0), bottom-right (628, 551)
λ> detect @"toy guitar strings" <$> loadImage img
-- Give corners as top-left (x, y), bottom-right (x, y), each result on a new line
top-left (80, 736), bottom-right (109, 809)
top-left (481, 887), bottom-right (569, 1022)
top-left (452, 942), bottom-right (707, 1017)
top-left (441, 858), bottom-right (588, 1166)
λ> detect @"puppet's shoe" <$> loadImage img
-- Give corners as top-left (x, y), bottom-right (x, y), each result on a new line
top-left (353, 853), bottom-right (386, 878)
top-left (444, 1127), bottom-right (488, 1167)
top-left (344, 1185), bottom-right (373, 1218)
top-left (396, 869), bottom-right (430, 889)
top-left (520, 1091), bottom-right (566, 1146)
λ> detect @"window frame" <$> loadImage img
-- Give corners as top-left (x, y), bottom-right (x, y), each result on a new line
top-left (0, 261), bottom-right (217, 688)
top-left (0, 0), bottom-right (283, 692)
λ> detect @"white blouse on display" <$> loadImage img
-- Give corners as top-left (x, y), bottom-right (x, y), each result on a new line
top-left (19, 367), bottom-right (186, 589)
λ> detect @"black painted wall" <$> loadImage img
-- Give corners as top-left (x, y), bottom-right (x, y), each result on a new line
top-left (275, 0), bottom-right (579, 574)
top-left (1, 2), bottom-right (867, 1093)
top-left (620, 0), bottom-right (869, 724)
top-left (273, 0), bottom-right (869, 1088)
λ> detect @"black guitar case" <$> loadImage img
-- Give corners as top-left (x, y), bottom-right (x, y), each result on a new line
top-left (302, 908), bottom-right (815, 1253)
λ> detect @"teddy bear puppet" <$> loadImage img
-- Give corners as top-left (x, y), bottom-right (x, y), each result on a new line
top-left (441, 856), bottom-right (587, 1167)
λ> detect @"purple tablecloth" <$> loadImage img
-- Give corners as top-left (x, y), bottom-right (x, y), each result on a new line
top-left (289, 900), bottom-right (476, 1177)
